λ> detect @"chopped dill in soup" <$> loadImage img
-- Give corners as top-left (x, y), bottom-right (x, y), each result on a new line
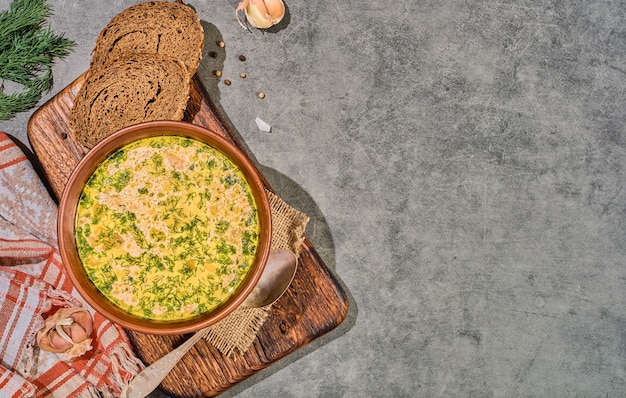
top-left (75, 135), bottom-right (259, 321)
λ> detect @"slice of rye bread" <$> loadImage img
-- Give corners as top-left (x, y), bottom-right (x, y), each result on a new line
top-left (90, 1), bottom-right (204, 76)
top-left (70, 53), bottom-right (191, 149)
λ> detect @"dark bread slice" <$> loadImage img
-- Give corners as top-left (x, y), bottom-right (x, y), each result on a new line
top-left (70, 53), bottom-right (190, 149)
top-left (90, 1), bottom-right (204, 76)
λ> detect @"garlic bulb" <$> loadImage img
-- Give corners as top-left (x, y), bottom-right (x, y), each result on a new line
top-left (37, 307), bottom-right (94, 359)
top-left (236, 0), bottom-right (285, 29)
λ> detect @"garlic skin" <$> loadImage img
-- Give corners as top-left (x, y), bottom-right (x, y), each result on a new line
top-left (236, 0), bottom-right (285, 29)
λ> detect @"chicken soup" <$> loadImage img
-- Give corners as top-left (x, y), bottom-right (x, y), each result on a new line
top-left (75, 135), bottom-right (259, 321)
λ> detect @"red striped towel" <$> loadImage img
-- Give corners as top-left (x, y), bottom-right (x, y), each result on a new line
top-left (0, 132), bottom-right (143, 397)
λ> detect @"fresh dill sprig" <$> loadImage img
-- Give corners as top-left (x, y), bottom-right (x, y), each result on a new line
top-left (0, 0), bottom-right (75, 120)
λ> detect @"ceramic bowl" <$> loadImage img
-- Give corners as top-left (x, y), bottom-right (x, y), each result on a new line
top-left (58, 121), bottom-right (272, 335)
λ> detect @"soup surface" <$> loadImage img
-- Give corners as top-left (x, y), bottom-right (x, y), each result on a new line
top-left (75, 135), bottom-right (259, 320)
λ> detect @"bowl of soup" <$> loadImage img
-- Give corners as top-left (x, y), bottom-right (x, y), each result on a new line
top-left (58, 121), bottom-right (272, 335)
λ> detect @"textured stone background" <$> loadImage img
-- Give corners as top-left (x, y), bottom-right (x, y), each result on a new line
top-left (1, 0), bottom-right (625, 396)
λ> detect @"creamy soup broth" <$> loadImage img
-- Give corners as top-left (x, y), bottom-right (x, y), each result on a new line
top-left (75, 135), bottom-right (259, 320)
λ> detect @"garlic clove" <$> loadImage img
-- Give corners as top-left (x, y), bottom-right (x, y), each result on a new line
top-left (70, 310), bottom-right (94, 336)
top-left (48, 328), bottom-right (73, 352)
top-left (263, 0), bottom-right (285, 22)
top-left (236, 0), bottom-right (285, 30)
top-left (246, 3), bottom-right (274, 29)
top-left (62, 321), bottom-right (90, 344)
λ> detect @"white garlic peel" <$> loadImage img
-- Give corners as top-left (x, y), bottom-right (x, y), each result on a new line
top-left (236, 0), bottom-right (285, 29)
top-left (255, 117), bottom-right (271, 132)
top-left (55, 317), bottom-right (75, 345)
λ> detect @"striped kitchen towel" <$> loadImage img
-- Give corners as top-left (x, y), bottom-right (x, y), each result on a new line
top-left (0, 132), bottom-right (143, 397)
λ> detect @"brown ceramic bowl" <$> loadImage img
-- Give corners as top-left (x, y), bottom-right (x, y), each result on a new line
top-left (58, 121), bottom-right (272, 335)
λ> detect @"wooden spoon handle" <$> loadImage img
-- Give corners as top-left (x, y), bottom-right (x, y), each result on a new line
top-left (120, 327), bottom-right (209, 398)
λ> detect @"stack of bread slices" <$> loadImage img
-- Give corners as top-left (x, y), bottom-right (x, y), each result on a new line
top-left (70, 1), bottom-right (205, 149)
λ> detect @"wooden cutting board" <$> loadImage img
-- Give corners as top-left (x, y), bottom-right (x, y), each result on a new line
top-left (27, 73), bottom-right (349, 397)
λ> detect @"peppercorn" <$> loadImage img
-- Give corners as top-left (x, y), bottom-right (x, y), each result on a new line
top-left (239, 54), bottom-right (247, 61)
top-left (224, 79), bottom-right (232, 86)
top-left (240, 72), bottom-right (247, 79)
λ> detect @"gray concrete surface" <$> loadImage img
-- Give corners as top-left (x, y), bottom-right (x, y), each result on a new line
top-left (2, 0), bottom-right (626, 396)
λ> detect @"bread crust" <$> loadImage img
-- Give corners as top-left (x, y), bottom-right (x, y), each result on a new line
top-left (70, 53), bottom-right (191, 149)
top-left (90, 1), bottom-right (204, 76)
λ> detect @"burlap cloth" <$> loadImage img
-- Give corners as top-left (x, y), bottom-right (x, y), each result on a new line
top-left (202, 189), bottom-right (309, 357)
